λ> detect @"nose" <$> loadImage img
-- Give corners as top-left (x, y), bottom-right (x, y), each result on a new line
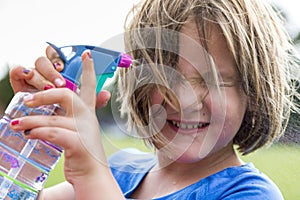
top-left (173, 82), bottom-right (207, 112)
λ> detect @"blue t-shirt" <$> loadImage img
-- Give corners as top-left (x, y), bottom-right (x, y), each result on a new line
top-left (108, 148), bottom-right (283, 200)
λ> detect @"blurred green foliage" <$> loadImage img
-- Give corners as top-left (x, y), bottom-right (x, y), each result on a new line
top-left (0, 65), bottom-right (14, 112)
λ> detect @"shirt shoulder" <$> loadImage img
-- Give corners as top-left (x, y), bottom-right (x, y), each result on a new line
top-left (108, 148), bottom-right (156, 195)
top-left (161, 163), bottom-right (283, 200)
top-left (210, 163), bottom-right (284, 200)
top-left (108, 148), bottom-right (156, 172)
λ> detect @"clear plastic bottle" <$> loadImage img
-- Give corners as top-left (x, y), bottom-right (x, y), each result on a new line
top-left (0, 92), bottom-right (62, 199)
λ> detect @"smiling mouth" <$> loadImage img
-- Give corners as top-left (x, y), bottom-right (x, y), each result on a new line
top-left (168, 120), bottom-right (210, 130)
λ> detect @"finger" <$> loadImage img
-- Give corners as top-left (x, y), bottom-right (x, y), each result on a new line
top-left (79, 51), bottom-right (97, 108)
top-left (22, 88), bottom-right (82, 116)
top-left (96, 90), bottom-right (111, 109)
top-left (9, 66), bottom-right (34, 93)
top-left (24, 126), bottom-right (80, 151)
top-left (35, 56), bottom-right (65, 88)
top-left (10, 66), bottom-right (55, 92)
top-left (10, 115), bottom-right (76, 132)
top-left (46, 45), bottom-right (64, 72)
top-left (25, 68), bottom-right (56, 91)
top-left (24, 126), bottom-right (105, 166)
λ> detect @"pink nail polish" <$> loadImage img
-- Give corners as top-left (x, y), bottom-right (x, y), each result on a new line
top-left (11, 119), bottom-right (20, 126)
top-left (87, 51), bottom-right (92, 59)
top-left (44, 85), bottom-right (54, 90)
top-left (82, 51), bottom-right (92, 61)
top-left (53, 62), bottom-right (61, 69)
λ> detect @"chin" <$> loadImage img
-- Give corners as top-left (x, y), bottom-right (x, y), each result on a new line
top-left (175, 154), bottom-right (204, 163)
top-left (168, 143), bottom-right (211, 163)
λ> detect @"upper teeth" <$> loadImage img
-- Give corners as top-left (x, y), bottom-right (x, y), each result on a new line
top-left (171, 120), bottom-right (207, 129)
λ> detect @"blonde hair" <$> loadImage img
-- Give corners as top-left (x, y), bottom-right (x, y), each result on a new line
top-left (117, 0), bottom-right (300, 154)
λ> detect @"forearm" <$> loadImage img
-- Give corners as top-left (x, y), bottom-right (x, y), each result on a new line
top-left (37, 181), bottom-right (75, 200)
top-left (38, 170), bottom-right (124, 200)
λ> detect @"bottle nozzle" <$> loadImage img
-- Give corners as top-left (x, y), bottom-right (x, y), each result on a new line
top-left (118, 53), bottom-right (132, 68)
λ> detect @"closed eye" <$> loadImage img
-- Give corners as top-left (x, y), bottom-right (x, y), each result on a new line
top-left (218, 81), bottom-right (237, 87)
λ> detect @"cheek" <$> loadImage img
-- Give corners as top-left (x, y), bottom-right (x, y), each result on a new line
top-left (209, 90), bottom-right (247, 149)
top-left (217, 94), bottom-right (247, 146)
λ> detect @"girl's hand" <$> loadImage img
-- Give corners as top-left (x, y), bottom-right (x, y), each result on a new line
top-left (9, 45), bottom-right (110, 108)
top-left (10, 46), bottom-right (65, 93)
top-left (10, 52), bottom-right (122, 199)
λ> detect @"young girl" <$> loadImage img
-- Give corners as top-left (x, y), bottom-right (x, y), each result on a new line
top-left (8, 0), bottom-right (299, 199)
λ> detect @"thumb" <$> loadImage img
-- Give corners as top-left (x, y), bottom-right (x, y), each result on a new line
top-left (79, 51), bottom-right (97, 108)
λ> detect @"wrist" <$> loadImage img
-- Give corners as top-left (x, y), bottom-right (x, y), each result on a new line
top-left (68, 156), bottom-right (109, 184)
top-left (72, 167), bottom-right (124, 200)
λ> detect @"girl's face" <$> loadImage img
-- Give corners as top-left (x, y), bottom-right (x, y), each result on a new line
top-left (152, 21), bottom-right (248, 163)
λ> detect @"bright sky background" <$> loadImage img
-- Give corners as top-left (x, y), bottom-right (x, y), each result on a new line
top-left (0, 0), bottom-right (140, 79)
top-left (0, 0), bottom-right (299, 79)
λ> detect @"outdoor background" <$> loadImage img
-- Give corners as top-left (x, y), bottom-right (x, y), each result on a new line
top-left (0, 0), bottom-right (299, 199)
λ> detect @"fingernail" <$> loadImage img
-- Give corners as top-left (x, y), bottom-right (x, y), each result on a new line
top-left (87, 51), bottom-right (92, 59)
top-left (44, 84), bottom-right (54, 90)
top-left (82, 51), bottom-right (92, 61)
top-left (54, 78), bottom-right (64, 87)
top-left (23, 69), bottom-right (31, 74)
top-left (11, 119), bottom-right (20, 126)
top-left (53, 62), bottom-right (61, 69)
top-left (24, 129), bottom-right (31, 135)
top-left (24, 94), bottom-right (34, 102)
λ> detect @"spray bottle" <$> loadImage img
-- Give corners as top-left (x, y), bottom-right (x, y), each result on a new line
top-left (0, 43), bottom-right (132, 199)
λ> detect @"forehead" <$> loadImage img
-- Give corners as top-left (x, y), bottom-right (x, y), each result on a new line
top-left (178, 19), bottom-right (237, 76)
